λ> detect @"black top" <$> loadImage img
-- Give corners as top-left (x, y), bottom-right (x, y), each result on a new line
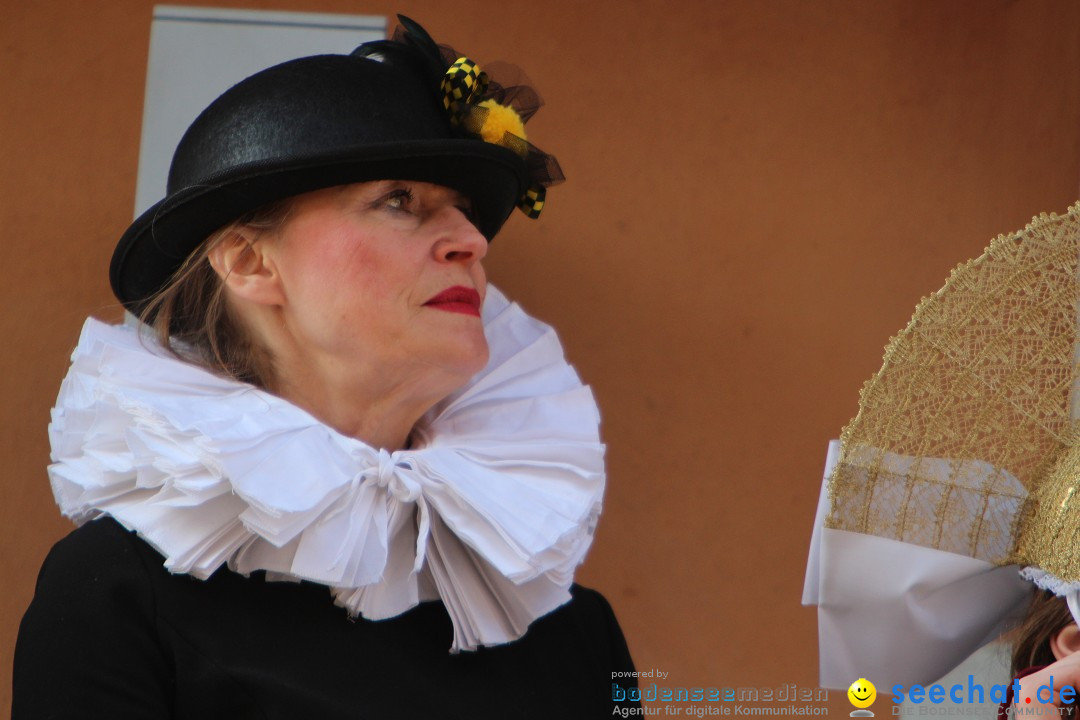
top-left (14, 518), bottom-right (639, 719)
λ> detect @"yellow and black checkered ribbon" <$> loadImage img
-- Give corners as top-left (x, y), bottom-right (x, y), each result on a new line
top-left (440, 56), bottom-right (489, 127)
top-left (441, 56), bottom-right (547, 220)
top-left (518, 186), bottom-right (545, 218)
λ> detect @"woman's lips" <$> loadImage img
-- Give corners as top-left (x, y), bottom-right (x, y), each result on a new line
top-left (424, 286), bottom-right (482, 317)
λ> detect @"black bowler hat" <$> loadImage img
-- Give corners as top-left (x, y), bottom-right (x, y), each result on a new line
top-left (110, 16), bottom-right (561, 315)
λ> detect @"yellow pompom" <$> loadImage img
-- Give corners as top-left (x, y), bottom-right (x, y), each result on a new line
top-left (477, 99), bottom-right (526, 146)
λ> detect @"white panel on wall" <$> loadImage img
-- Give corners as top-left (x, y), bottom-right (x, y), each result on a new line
top-left (135, 5), bottom-right (386, 216)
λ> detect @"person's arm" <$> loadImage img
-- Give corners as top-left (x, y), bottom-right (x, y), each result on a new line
top-left (13, 518), bottom-right (174, 719)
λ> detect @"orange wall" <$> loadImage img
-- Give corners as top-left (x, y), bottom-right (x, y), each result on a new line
top-left (4, 0), bottom-right (1080, 715)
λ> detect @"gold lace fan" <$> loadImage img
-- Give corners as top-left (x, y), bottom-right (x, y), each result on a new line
top-left (826, 202), bottom-right (1080, 587)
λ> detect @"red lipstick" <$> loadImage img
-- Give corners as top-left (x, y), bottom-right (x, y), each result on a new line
top-left (424, 286), bottom-right (482, 317)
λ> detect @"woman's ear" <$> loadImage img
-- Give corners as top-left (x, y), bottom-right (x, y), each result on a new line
top-left (207, 228), bottom-right (284, 306)
top-left (1051, 624), bottom-right (1080, 660)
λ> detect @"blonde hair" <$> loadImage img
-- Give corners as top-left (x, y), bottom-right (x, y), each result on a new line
top-left (137, 199), bottom-right (292, 388)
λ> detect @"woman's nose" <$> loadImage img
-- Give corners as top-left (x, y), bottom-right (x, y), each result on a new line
top-left (432, 206), bottom-right (488, 265)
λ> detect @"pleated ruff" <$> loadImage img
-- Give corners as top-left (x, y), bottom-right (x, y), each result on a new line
top-left (48, 286), bottom-right (605, 652)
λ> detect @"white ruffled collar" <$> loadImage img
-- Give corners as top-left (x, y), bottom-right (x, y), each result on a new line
top-left (48, 286), bottom-right (605, 652)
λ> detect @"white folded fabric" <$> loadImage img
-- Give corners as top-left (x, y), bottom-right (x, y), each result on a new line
top-left (803, 441), bottom-right (1030, 689)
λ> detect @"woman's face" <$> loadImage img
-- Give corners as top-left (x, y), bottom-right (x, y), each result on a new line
top-left (256, 180), bottom-right (490, 397)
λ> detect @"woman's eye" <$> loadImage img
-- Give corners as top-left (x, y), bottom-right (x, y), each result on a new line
top-left (380, 188), bottom-right (414, 212)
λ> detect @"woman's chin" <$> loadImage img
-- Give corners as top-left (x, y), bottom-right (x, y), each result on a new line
top-left (443, 335), bottom-right (491, 382)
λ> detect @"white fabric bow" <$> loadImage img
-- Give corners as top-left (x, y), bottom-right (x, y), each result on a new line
top-left (48, 285), bottom-right (605, 652)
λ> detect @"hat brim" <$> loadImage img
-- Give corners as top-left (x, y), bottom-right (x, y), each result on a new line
top-left (111, 139), bottom-right (526, 315)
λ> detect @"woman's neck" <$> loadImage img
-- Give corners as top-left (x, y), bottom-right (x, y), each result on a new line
top-left (269, 358), bottom-right (444, 450)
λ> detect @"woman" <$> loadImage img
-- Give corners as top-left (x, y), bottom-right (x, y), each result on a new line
top-left (14, 16), bottom-right (638, 717)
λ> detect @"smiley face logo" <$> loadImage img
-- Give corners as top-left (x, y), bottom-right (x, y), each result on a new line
top-left (847, 678), bottom-right (877, 709)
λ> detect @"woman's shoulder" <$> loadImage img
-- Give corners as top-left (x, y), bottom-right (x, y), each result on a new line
top-left (568, 582), bottom-right (620, 612)
top-left (31, 516), bottom-right (160, 595)
top-left (564, 583), bottom-right (627, 636)
top-left (14, 518), bottom-right (176, 717)
top-left (565, 582), bottom-right (630, 626)
top-left (44, 515), bottom-right (148, 555)
top-left (20, 517), bottom-right (168, 644)
top-left (512, 582), bottom-right (637, 672)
